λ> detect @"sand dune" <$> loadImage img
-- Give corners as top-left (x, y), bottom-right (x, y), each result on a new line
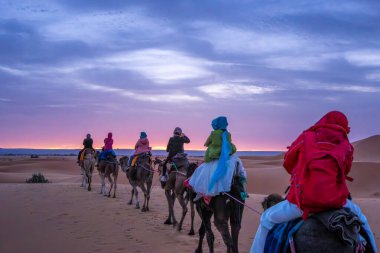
top-left (353, 135), bottom-right (380, 162)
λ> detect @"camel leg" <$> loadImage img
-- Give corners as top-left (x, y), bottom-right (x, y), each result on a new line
top-left (107, 175), bottom-right (113, 198)
top-left (87, 172), bottom-right (92, 191)
top-left (176, 194), bottom-right (188, 231)
top-left (230, 201), bottom-right (244, 253)
top-left (102, 179), bottom-right (107, 196)
top-left (189, 195), bottom-right (195, 236)
top-left (213, 196), bottom-right (233, 253)
top-left (230, 203), bottom-right (244, 253)
top-left (99, 173), bottom-right (105, 195)
top-left (98, 173), bottom-right (103, 194)
top-left (112, 173), bottom-right (117, 198)
top-left (175, 176), bottom-right (187, 231)
top-left (81, 168), bottom-right (85, 187)
top-left (139, 183), bottom-right (148, 212)
top-left (128, 188), bottom-right (134, 205)
top-left (164, 189), bottom-right (175, 225)
top-left (195, 222), bottom-right (205, 253)
top-left (135, 187), bottom-right (140, 209)
top-left (145, 178), bottom-right (152, 211)
top-left (195, 201), bottom-right (214, 253)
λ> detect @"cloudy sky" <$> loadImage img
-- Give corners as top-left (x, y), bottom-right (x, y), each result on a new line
top-left (1, 0), bottom-right (379, 150)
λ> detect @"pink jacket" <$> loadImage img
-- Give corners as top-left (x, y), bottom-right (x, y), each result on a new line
top-left (134, 138), bottom-right (151, 155)
top-left (104, 132), bottom-right (113, 151)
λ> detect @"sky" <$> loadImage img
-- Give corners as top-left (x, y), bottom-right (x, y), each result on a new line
top-left (0, 0), bottom-right (380, 150)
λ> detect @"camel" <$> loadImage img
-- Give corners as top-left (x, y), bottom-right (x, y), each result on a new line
top-left (97, 152), bottom-right (119, 198)
top-left (80, 148), bottom-right (96, 191)
top-left (120, 153), bottom-right (153, 212)
top-left (120, 156), bottom-right (141, 209)
top-left (193, 160), bottom-right (245, 253)
top-left (261, 194), bottom-right (373, 253)
top-left (160, 154), bottom-right (197, 235)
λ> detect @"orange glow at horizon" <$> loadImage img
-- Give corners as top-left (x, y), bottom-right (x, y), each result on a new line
top-left (1, 143), bottom-right (286, 151)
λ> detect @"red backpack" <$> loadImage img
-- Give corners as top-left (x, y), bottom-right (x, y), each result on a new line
top-left (295, 130), bottom-right (352, 219)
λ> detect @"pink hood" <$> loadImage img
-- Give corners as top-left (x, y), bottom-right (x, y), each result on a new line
top-left (134, 138), bottom-right (151, 155)
top-left (103, 132), bottom-right (113, 151)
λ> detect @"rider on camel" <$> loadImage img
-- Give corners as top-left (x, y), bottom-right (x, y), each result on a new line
top-left (189, 116), bottom-right (247, 201)
top-left (77, 133), bottom-right (94, 165)
top-left (250, 111), bottom-right (377, 253)
top-left (99, 132), bottom-right (116, 161)
top-left (161, 127), bottom-right (190, 182)
top-left (129, 132), bottom-right (152, 167)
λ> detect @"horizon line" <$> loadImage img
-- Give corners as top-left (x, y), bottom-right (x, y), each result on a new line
top-left (0, 147), bottom-right (285, 152)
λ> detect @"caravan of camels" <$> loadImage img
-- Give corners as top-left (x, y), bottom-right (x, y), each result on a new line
top-left (77, 113), bottom-right (377, 253)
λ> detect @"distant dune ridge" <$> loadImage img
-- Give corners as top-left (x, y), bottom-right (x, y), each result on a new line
top-left (352, 135), bottom-right (380, 163)
top-left (0, 135), bottom-right (379, 252)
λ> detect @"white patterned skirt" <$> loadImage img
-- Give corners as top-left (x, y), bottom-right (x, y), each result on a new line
top-left (189, 154), bottom-right (246, 196)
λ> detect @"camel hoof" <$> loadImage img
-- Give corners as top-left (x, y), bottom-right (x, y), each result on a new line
top-left (164, 219), bottom-right (172, 225)
top-left (193, 249), bottom-right (202, 253)
top-left (136, 204), bottom-right (140, 209)
top-left (88, 187), bottom-right (91, 191)
top-left (146, 207), bottom-right (149, 211)
top-left (188, 230), bottom-right (195, 236)
top-left (128, 201), bottom-right (133, 205)
top-left (141, 207), bottom-right (146, 212)
top-left (172, 221), bottom-right (178, 228)
top-left (113, 195), bottom-right (116, 198)
top-left (176, 224), bottom-right (182, 232)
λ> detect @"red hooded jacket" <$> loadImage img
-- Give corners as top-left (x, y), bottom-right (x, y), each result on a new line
top-left (284, 111), bottom-right (354, 219)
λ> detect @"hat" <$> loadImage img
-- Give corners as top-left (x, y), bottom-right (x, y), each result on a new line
top-left (140, 132), bottom-right (147, 139)
top-left (173, 127), bottom-right (182, 135)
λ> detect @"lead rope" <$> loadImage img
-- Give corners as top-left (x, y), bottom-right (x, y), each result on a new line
top-left (222, 192), bottom-right (262, 215)
top-left (171, 162), bottom-right (187, 176)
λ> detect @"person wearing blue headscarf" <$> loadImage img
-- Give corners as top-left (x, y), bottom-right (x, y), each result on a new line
top-left (204, 116), bottom-right (237, 163)
top-left (189, 116), bottom-right (247, 197)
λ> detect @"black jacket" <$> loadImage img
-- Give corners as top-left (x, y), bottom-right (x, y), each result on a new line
top-left (166, 135), bottom-right (190, 158)
top-left (83, 138), bottom-right (93, 149)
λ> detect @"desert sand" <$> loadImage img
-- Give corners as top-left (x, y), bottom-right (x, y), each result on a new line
top-left (0, 137), bottom-right (379, 253)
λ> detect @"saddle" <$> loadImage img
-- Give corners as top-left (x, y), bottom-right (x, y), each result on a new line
top-left (170, 153), bottom-right (189, 174)
top-left (80, 148), bottom-right (95, 161)
top-left (264, 208), bottom-right (373, 253)
top-left (129, 152), bottom-right (152, 180)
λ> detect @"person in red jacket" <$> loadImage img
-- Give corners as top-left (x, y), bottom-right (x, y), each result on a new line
top-left (250, 111), bottom-right (377, 253)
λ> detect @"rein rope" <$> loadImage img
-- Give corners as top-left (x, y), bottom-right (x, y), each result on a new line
top-left (170, 162), bottom-right (187, 177)
top-left (136, 159), bottom-right (156, 173)
top-left (222, 192), bottom-right (262, 215)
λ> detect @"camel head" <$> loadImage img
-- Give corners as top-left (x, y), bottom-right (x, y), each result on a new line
top-left (262, 193), bottom-right (284, 211)
top-left (153, 157), bottom-right (163, 165)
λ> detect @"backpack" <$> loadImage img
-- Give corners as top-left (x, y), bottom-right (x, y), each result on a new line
top-left (296, 130), bottom-right (351, 219)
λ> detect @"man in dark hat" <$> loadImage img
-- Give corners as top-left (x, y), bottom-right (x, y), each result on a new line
top-left (161, 127), bottom-right (190, 182)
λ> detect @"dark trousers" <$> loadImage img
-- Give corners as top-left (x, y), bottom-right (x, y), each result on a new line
top-left (162, 156), bottom-right (174, 175)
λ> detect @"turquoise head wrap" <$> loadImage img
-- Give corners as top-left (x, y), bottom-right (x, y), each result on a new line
top-left (208, 116), bottom-right (231, 191)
